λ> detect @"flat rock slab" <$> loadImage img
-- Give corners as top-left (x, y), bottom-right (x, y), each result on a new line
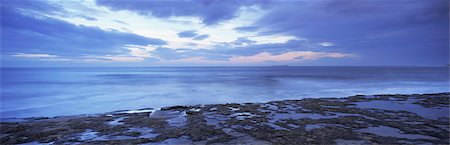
top-left (1, 93), bottom-right (449, 144)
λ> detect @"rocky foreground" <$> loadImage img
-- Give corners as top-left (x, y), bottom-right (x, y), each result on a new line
top-left (1, 93), bottom-right (449, 145)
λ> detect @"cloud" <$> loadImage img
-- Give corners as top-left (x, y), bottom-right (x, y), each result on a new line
top-left (3, 0), bottom-right (447, 66)
top-left (238, 0), bottom-right (448, 65)
top-left (1, 4), bottom-right (166, 58)
top-left (250, 35), bottom-right (300, 44)
top-left (193, 34), bottom-right (209, 40)
top-left (234, 25), bottom-right (261, 32)
top-left (1, 0), bottom-right (104, 23)
top-left (151, 39), bottom-right (342, 63)
top-left (11, 53), bottom-right (149, 63)
top-left (1, 0), bottom-right (64, 15)
top-left (78, 15), bottom-right (97, 21)
top-left (11, 53), bottom-right (71, 61)
top-left (11, 51), bottom-right (150, 62)
top-left (159, 51), bottom-right (355, 65)
top-left (318, 42), bottom-right (335, 47)
top-left (12, 53), bottom-right (58, 58)
top-left (162, 56), bottom-right (214, 64)
top-left (124, 44), bottom-right (157, 58)
top-left (229, 51), bottom-right (355, 63)
top-left (31, 0), bottom-right (298, 55)
top-left (177, 30), bottom-right (198, 38)
top-left (232, 37), bottom-right (256, 46)
top-left (96, 0), bottom-right (271, 25)
top-left (177, 30), bottom-right (210, 41)
top-left (81, 45), bottom-right (160, 62)
top-left (82, 55), bottom-right (145, 62)
top-left (113, 20), bottom-right (128, 25)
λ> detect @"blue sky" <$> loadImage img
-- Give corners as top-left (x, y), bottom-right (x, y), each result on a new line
top-left (1, 0), bottom-right (448, 67)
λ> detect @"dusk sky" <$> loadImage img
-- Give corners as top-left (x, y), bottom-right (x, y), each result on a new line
top-left (1, 0), bottom-right (448, 67)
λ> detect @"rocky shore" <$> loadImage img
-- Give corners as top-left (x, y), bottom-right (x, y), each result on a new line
top-left (1, 93), bottom-right (449, 145)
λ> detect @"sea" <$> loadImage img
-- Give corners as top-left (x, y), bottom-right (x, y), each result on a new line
top-left (1, 66), bottom-right (449, 118)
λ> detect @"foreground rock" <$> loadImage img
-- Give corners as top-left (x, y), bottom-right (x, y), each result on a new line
top-left (1, 93), bottom-right (449, 144)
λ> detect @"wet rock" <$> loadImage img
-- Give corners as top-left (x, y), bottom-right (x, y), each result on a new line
top-left (1, 93), bottom-right (449, 144)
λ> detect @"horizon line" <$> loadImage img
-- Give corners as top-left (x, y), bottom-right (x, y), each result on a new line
top-left (1, 65), bottom-right (449, 68)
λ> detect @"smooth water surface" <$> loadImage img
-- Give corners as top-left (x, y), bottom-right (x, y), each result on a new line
top-left (1, 66), bottom-right (449, 118)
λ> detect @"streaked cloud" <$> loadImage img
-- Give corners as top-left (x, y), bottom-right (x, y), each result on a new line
top-left (2, 0), bottom-right (446, 66)
top-left (319, 42), bottom-right (335, 47)
top-left (229, 51), bottom-right (355, 63)
top-left (193, 34), bottom-right (209, 41)
top-left (12, 53), bottom-right (71, 61)
top-left (232, 37), bottom-right (256, 46)
top-left (178, 30), bottom-right (198, 38)
top-left (82, 55), bottom-right (145, 62)
top-left (160, 51), bottom-right (355, 65)
top-left (96, 0), bottom-right (270, 25)
top-left (12, 53), bottom-right (58, 58)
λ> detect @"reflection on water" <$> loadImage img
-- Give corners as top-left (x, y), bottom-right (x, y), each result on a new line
top-left (1, 66), bottom-right (449, 118)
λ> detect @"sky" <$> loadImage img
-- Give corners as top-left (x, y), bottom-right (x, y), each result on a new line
top-left (1, 0), bottom-right (448, 67)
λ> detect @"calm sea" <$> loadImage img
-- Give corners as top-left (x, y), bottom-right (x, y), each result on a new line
top-left (1, 66), bottom-right (449, 118)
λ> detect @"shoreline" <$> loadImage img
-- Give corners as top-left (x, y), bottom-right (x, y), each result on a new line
top-left (1, 92), bottom-right (449, 144)
top-left (1, 92), bottom-right (448, 121)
